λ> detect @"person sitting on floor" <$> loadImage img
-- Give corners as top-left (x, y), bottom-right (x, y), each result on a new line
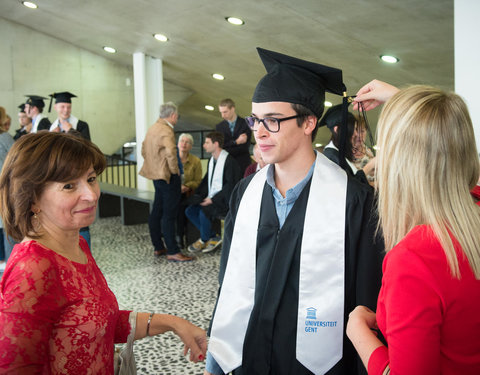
top-left (186, 131), bottom-right (241, 254)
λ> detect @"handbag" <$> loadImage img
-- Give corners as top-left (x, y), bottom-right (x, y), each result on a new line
top-left (114, 311), bottom-right (137, 375)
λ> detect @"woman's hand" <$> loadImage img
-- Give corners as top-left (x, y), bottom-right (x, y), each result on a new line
top-left (173, 318), bottom-right (207, 363)
top-left (346, 306), bottom-right (384, 370)
top-left (353, 80), bottom-right (399, 111)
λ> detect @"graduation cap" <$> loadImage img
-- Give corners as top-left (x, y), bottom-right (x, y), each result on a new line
top-left (252, 47), bottom-right (351, 169)
top-left (25, 95), bottom-right (48, 109)
top-left (319, 104), bottom-right (356, 132)
top-left (49, 91), bottom-right (77, 112)
top-left (252, 47), bottom-right (346, 119)
top-left (18, 103), bottom-right (26, 113)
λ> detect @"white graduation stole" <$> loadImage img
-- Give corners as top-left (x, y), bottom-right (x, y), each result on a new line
top-left (209, 152), bottom-right (347, 374)
top-left (208, 149), bottom-right (228, 198)
top-left (50, 115), bottom-right (79, 132)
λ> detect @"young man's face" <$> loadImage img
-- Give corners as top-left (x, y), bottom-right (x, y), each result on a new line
top-left (18, 112), bottom-right (30, 126)
top-left (218, 105), bottom-right (236, 122)
top-left (203, 137), bottom-right (215, 154)
top-left (251, 101), bottom-right (311, 165)
top-left (55, 102), bottom-right (72, 121)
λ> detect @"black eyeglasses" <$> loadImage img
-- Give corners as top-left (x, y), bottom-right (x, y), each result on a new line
top-left (245, 114), bottom-right (303, 133)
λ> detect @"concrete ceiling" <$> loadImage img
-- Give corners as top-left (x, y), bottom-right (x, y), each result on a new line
top-left (0, 0), bottom-right (453, 145)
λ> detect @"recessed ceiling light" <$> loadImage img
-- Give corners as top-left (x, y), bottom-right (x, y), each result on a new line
top-left (103, 46), bottom-right (116, 54)
top-left (205, 105), bottom-right (214, 111)
top-left (380, 55), bottom-right (399, 64)
top-left (22, 1), bottom-right (38, 9)
top-left (324, 101), bottom-right (333, 107)
top-left (153, 33), bottom-right (168, 42)
top-left (226, 17), bottom-right (244, 26)
top-left (212, 73), bottom-right (225, 81)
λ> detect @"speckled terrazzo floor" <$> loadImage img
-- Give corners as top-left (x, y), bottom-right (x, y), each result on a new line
top-left (90, 217), bottom-right (221, 375)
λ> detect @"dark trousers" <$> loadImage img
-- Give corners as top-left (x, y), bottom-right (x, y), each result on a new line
top-left (148, 175), bottom-right (181, 255)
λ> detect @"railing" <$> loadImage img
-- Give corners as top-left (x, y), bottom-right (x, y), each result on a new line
top-left (98, 154), bottom-right (137, 188)
top-left (98, 129), bottom-right (245, 189)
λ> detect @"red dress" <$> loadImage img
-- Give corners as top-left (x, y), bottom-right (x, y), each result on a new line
top-left (0, 238), bottom-right (131, 374)
top-left (369, 225), bottom-right (480, 375)
top-left (471, 185), bottom-right (480, 205)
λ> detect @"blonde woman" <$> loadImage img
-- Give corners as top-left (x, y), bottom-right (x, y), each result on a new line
top-left (347, 82), bottom-right (480, 374)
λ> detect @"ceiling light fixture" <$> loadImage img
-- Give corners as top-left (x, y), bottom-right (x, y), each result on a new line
top-left (22, 1), bottom-right (38, 9)
top-left (153, 33), bottom-right (168, 42)
top-left (380, 55), bottom-right (399, 63)
top-left (205, 105), bottom-right (214, 111)
top-left (103, 46), bottom-right (116, 54)
top-left (212, 73), bottom-right (225, 80)
top-left (226, 17), bottom-right (244, 26)
top-left (315, 143), bottom-right (323, 148)
top-left (324, 101), bottom-right (333, 107)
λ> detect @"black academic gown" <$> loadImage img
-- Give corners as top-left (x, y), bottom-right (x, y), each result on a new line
top-left (323, 147), bottom-right (370, 186)
top-left (213, 172), bottom-right (384, 375)
top-left (73, 120), bottom-right (91, 140)
top-left (37, 117), bottom-right (51, 131)
top-left (216, 117), bottom-right (252, 175)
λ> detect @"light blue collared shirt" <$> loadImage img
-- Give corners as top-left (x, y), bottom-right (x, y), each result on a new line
top-left (205, 157), bottom-right (316, 374)
top-left (227, 118), bottom-right (236, 135)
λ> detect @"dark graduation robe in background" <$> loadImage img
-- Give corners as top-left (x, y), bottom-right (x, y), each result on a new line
top-left (72, 120), bottom-right (91, 140)
top-left (212, 172), bottom-right (384, 375)
top-left (323, 147), bottom-right (370, 186)
top-left (36, 117), bottom-right (51, 132)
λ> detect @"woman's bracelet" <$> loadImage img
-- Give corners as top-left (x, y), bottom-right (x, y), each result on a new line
top-left (146, 312), bottom-right (155, 337)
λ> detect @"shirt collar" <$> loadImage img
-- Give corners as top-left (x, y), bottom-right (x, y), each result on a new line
top-left (266, 154), bottom-right (316, 204)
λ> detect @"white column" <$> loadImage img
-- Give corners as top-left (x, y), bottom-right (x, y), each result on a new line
top-left (455, 0), bottom-right (480, 154)
top-left (133, 52), bottom-right (164, 191)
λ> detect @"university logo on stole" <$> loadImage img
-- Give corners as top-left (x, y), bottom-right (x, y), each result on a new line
top-left (304, 307), bottom-right (338, 333)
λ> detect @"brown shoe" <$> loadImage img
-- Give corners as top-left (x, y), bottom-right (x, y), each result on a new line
top-left (167, 253), bottom-right (193, 262)
top-left (154, 249), bottom-right (167, 257)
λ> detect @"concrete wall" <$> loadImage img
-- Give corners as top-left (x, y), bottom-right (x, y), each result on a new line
top-left (0, 18), bottom-right (135, 155)
top-left (455, 0), bottom-right (480, 154)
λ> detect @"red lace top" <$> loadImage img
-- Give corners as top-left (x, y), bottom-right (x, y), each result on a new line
top-left (0, 238), bottom-right (132, 374)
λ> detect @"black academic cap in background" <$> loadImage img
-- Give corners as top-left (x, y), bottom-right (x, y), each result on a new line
top-left (18, 103), bottom-right (26, 112)
top-left (252, 47), bottom-right (346, 119)
top-left (49, 92), bottom-right (77, 111)
top-left (50, 91), bottom-right (77, 104)
top-left (319, 104), bottom-right (356, 132)
top-left (25, 95), bottom-right (48, 109)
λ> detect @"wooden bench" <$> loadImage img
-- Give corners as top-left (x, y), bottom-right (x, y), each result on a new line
top-left (97, 182), bottom-right (155, 225)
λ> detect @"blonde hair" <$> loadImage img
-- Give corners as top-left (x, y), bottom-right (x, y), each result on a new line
top-left (376, 85), bottom-right (480, 278)
top-left (0, 107), bottom-right (7, 133)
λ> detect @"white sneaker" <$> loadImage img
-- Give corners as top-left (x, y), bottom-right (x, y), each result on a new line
top-left (203, 237), bottom-right (222, 253)
top-left (188, 239), bottom-right (206, 253)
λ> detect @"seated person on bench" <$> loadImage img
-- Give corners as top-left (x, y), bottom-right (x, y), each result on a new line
top-left (186, 131), bottom-right (241, 253)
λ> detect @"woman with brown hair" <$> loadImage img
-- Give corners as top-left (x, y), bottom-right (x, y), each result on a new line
top-left (0, 132), bottom-right (206, 373)
top-left (347, 82), bottom-right (480, 374)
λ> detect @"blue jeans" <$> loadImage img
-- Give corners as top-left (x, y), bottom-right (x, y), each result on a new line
top-left (185, 204), bottom-right (215, 242)
top-left (148, 175), bottom-right (181, 255)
